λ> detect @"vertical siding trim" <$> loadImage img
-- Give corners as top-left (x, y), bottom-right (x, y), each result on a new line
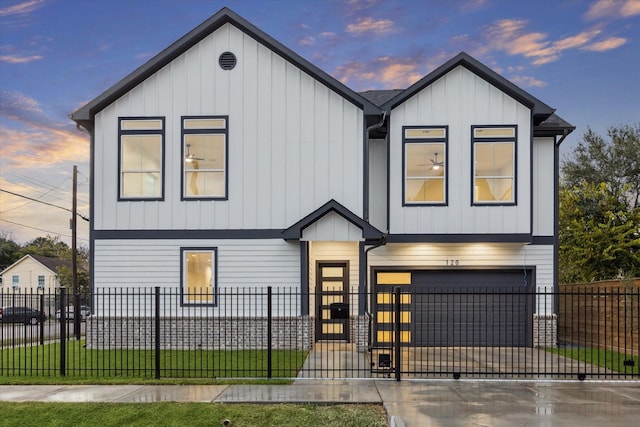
top-left (300, 241), bottom-right (309, 315)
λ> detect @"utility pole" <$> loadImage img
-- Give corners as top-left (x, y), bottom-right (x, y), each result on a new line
top-left (72, 165), bottom-right (80, 340)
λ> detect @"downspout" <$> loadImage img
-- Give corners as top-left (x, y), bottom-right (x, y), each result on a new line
top-left (364, 111), bottom-right (387, 222)
top-left (553, 128), bottom-right (570, 314)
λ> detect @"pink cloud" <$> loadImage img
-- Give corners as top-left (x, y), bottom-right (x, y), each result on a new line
top-left (585, 0), bottom-right (640, 20)
top-left (583, 36), bottom-right (628, 51)
top-left (0, 0), bottom-right (45, 17)
top-left (346, 17), bottom-right (395, 35)
top-left (509, 75), bottom-right (547, 88)
top-left (0, 54), bottom-right (42, 63)
top-left (483, 19), bottom-right (604, 65)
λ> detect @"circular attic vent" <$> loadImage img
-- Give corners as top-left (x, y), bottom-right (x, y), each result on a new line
top-left (218, 51), bottom-right (237, 70)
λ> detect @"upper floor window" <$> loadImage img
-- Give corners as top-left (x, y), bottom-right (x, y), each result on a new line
top-left (403, 126), bottom-right (448, 205)
top-left (181, 247), bottom-right (217, 306)
top-left (472, 126), bottom-right (516, 205)
top-left (118, 117), bottom-right (164, 200)
top-left (182, 116), bottom-right (228, 199)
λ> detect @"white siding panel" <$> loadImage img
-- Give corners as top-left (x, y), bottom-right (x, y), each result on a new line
top-left (369, 138), bottom-right (388, 231)
top-left (533, 137), bottom-right (555, 235)
top-left (93, 239), bottom-right (300, 289)
top-left (301, 212), bottom-right (364, 241)
top-left (388, 66), bottom-right (531, 235)
top-left (92, 23), bottom-right (363, 232)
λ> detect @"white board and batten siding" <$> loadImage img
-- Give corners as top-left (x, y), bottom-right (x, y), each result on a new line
top-left (93, 22), bottom-right (363, 232)
top-left (301, 212), bottom-right (365, 242)
top-left (92, 239), bottom-right (300, 317)
top-left (369, 243), bottom-right (554, 314)
top-left (388, 65), bottom-right (532, 235)
top-left (532, 137), bottom-right (555, 236)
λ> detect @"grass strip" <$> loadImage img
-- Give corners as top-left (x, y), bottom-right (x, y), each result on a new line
top-left (0, 402), bottom-right (387, 427)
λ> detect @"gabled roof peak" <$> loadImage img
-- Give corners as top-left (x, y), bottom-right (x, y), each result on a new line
top-left (381, 51), bottom-right (556, 124)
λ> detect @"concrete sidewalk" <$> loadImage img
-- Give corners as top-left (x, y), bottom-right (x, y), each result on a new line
top-left (1, 380), bottom-right (639, 426)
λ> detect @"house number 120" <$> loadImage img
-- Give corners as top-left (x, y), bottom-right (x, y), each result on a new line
top-left (447, 259), bottom-right (459, 266)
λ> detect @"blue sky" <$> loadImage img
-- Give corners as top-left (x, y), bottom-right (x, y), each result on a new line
top-left (1, 0), bottom-right (639, 246)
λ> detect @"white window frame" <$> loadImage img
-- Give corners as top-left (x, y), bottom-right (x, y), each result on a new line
top-left (118, 117), bottom-right (165, 200)
top-left (37, 275), bottom-right (45, 289)
top-left (12, 275), bottom-right (19, 288)
top-left (471, 125), bottom-right (517, 205)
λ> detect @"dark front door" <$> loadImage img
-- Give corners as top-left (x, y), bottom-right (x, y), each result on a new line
top-left (316, 261), bottom-right (349, 341)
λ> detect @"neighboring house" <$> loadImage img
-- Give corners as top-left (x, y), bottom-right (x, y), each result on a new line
top-left (71, 8), bottom-right (573, 349)
top-left (0, 254), bottom-right (70, 294)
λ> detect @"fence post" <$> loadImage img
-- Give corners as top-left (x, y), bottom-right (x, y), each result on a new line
top-left (59, 287), bottom-right (66, 376)
top-left (39, 292), bottom-right (45, 346)
top-left (394, 286), bottom-right (401, 381)
top-left (155, 286), bottom-right (161, 379)
top-left (267, 286), bottom-right (273, 379)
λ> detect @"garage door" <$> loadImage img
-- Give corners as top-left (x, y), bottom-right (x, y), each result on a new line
top-left (375, 269), bottom-right (533, 347)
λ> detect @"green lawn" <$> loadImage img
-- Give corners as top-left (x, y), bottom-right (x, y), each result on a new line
top-left (0, 340), bottom-right (307, 383)
top-left (547, 346), bottom-right (639, 375)
top-left (0, 402), bottom-right (387, 427)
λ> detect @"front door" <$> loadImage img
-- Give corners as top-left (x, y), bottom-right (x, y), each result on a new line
top-left (316, 261), bottom-right (349, 341)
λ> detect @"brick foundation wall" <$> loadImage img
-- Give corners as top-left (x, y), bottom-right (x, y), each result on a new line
top-left (86, 316), bottom-right (314, 350)
top-left (533, 314), bottom-right (557, 348)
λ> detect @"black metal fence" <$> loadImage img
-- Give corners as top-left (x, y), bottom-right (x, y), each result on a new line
top-left (1, 286), bottom-right (638, 380)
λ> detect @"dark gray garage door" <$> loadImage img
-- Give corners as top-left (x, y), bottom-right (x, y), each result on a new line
top-left (412, 270), bottom-right (533, 347)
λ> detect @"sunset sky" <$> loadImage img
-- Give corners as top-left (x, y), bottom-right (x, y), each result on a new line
top-left (1, 0), bottom-right (639, 246)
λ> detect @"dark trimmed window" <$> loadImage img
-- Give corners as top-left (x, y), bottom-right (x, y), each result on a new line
top-left (182, 116), bottom-right (228, 200)
top-left (118, 117), bottom-right (165, 200)
top-left (403, 126), bottom-right (448, 205)
top-left (472, 125), bottom-right (516, 205)
top-left (181, 247), bottom-right (217, 306)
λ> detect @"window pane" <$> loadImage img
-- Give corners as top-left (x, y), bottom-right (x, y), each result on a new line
top-left (474, 127), bottom-right (515, 138)
top-left (185, 171), bottom-right (225, 197)
top-left (121, 135), bottom-right (162, 170)
top-left (121, 119), bottom-right (163, 130)
top-left (475, 142), bottom-right (513, 177)
top-left (406, 178), bottom-right (444, 202)
top-left (405, 142), bottom-right (445, 203)
top-left (405, 128), bottom-right (446, 139)
top-left (184, 118), bottom-right (226, 129)
top-left (122, 172), bottom-right (161, 197)
top-left (475, 178), bottom-right (513, 202)
top-left (185, 251), bottom-right (214, 303)
top-left (184, 134), bottom-right (225, 170)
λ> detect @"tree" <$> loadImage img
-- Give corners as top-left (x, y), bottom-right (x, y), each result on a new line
top-left (559, 182), bottom-right (640, 283)
top-left (0, 231), bottom-right (21, 271)
top-left (561, 123), bottom-right (640, 209)
top-left (560, 124), bottom-right (640, 283)
top-left (19, 235), bottom-right (71, 259)
top-left (56, 265), bottom-right (90, 295)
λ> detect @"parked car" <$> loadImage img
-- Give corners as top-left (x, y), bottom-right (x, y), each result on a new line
top-left (55, 305), bottom-right (91, 321)
top-left (0, 307), bottom-right (47, 325)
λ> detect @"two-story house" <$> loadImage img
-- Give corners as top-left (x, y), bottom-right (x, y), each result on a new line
top-left (71, 7), bottom-right (573, 350)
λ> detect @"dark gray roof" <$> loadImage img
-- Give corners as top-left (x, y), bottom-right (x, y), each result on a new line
top-left (534, 113), bottom-right (576, 138)
top-left (29, 255), bottom-right (73, 273)
top-left (71, 7), bottom-right (379, 130)
top-left (359, 90), bottom-right (403, 107)
top-left (381, 52), bottom-right (557, 125)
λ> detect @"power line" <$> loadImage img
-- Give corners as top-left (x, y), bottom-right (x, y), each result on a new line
top-left (0, 218), bottom-right (89, 242)
top-left (0, 188), bottom-right (90, 221)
